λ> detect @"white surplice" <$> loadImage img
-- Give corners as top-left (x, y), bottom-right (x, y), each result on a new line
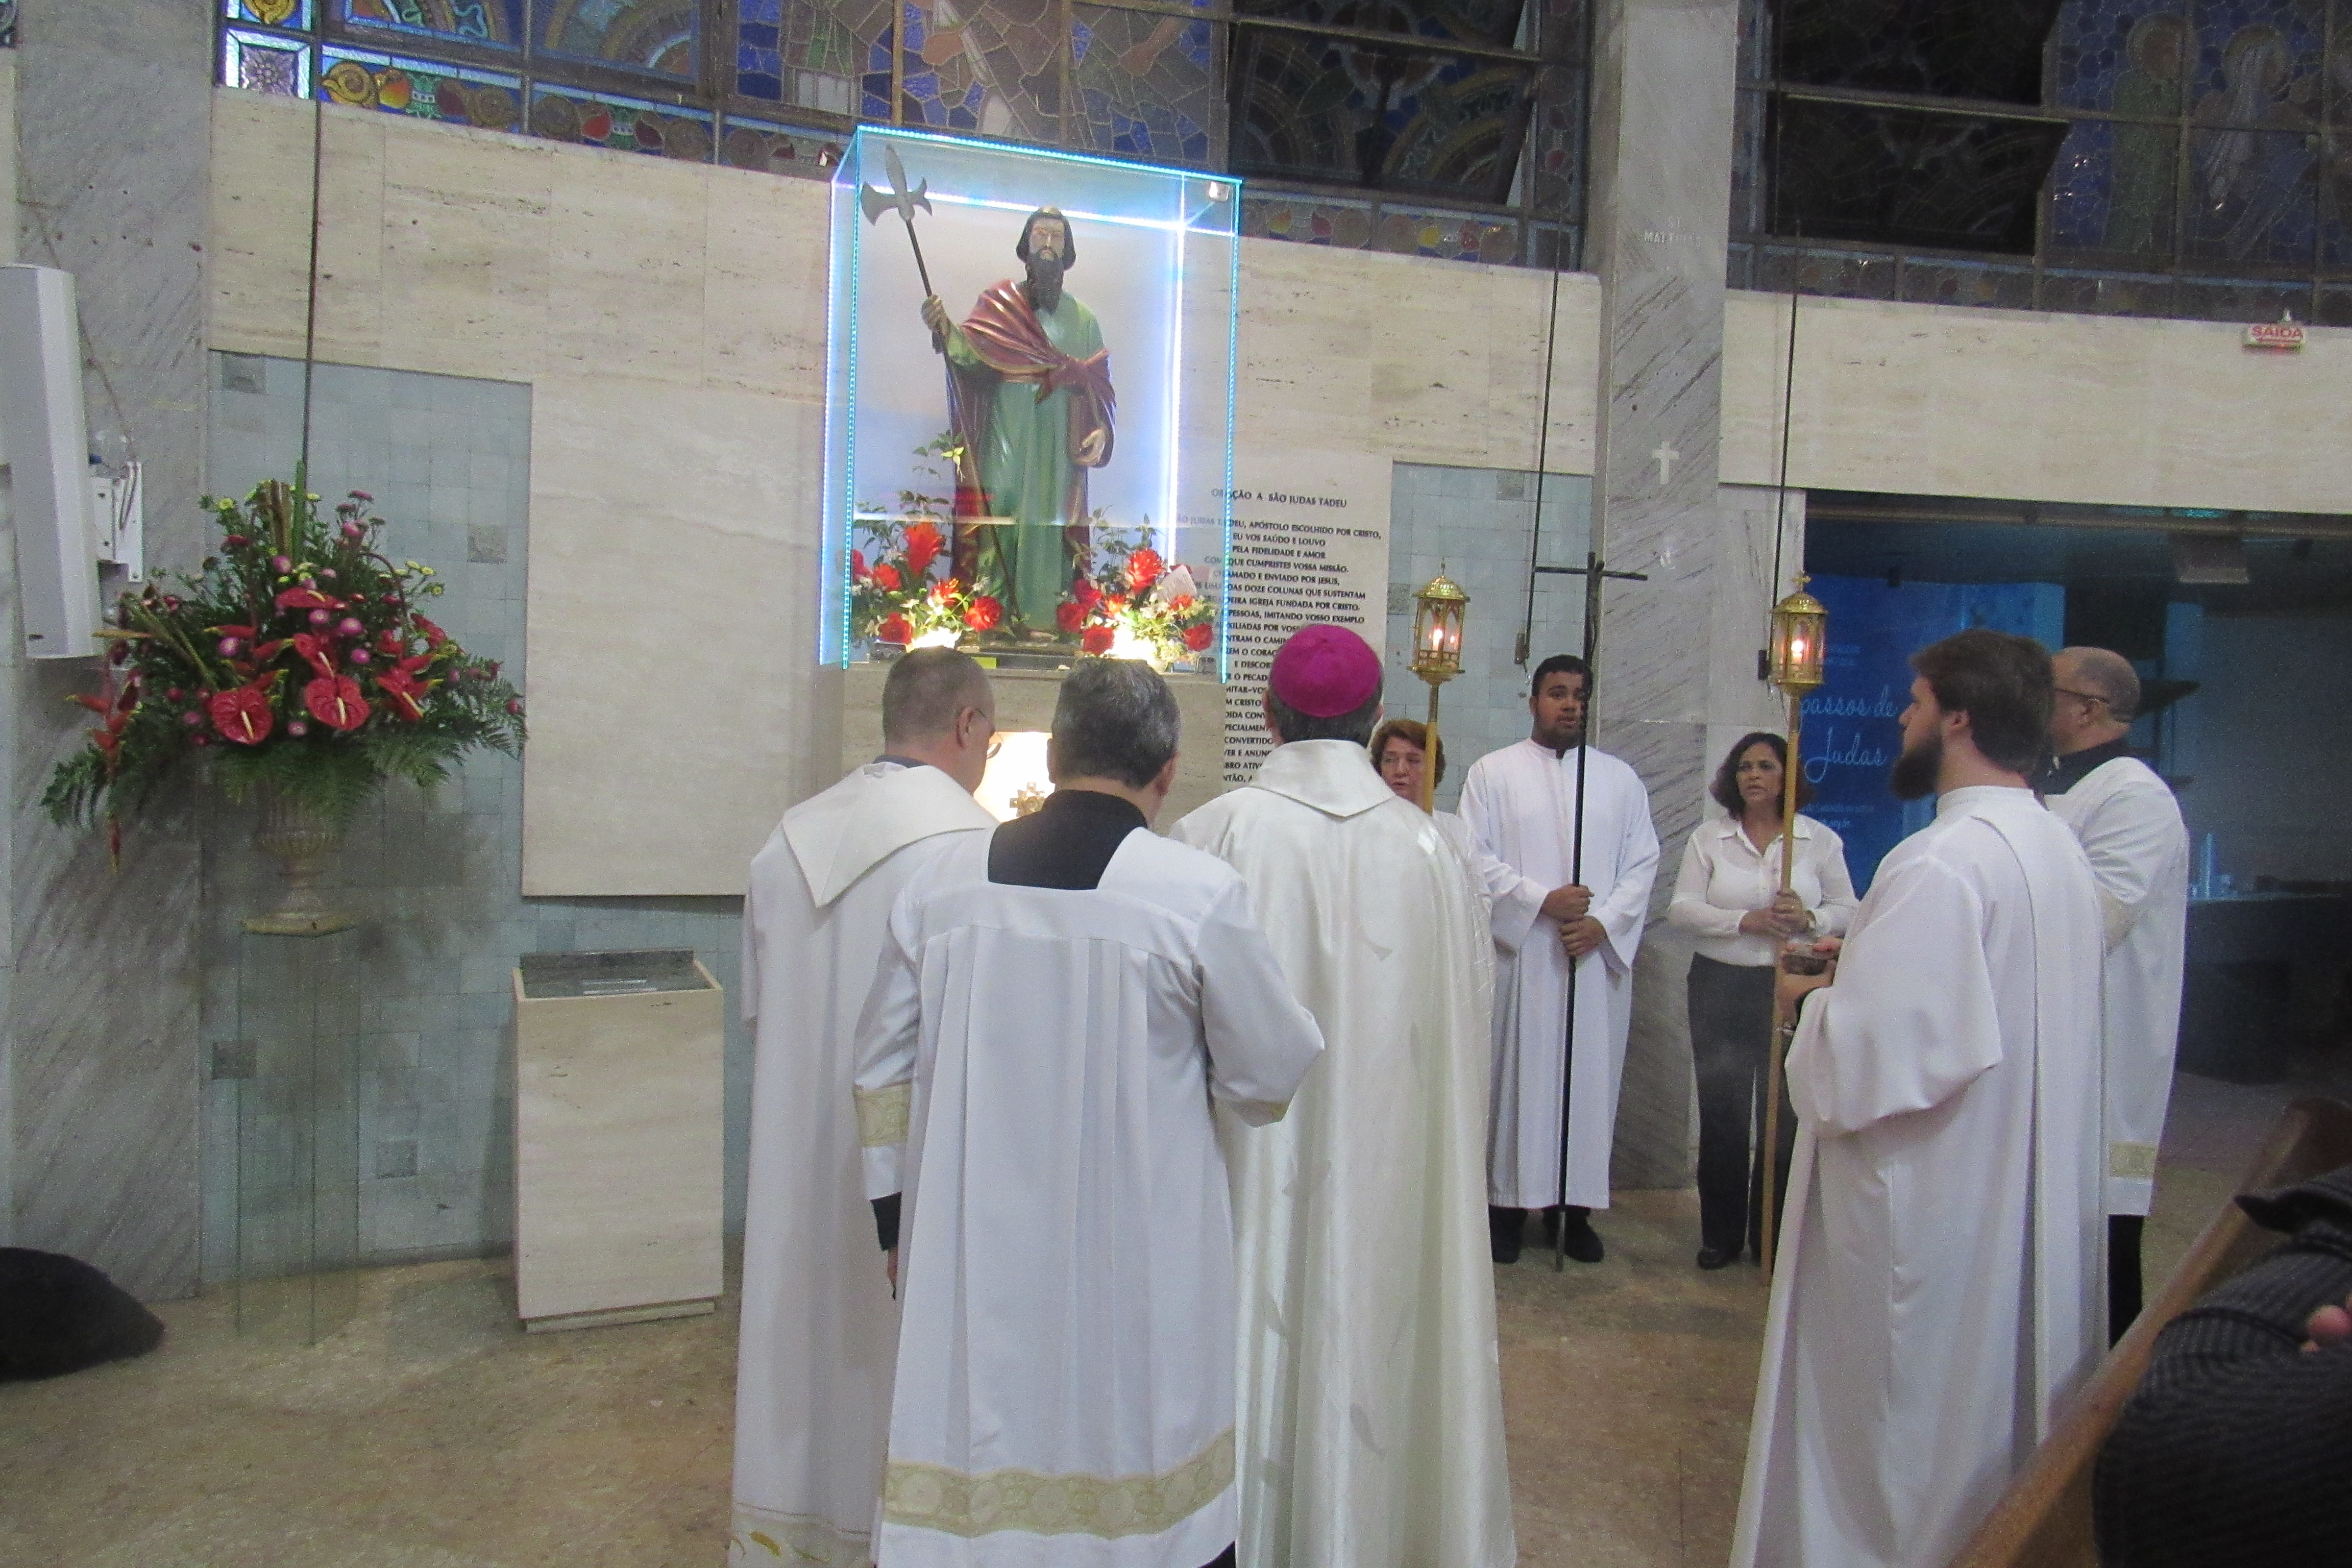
top-left (730, 762), bottom-right (997, 1567)
top-left (1169, 741), bottom-right (1514, 1568)
top-left (852, 824), bottom-right (1324, 1568)
top-left (1731, 785), bottom-right (2106, 1568)
top-left (1456, 739), bottom-right (1660, 1210)
top-left (2046, 756), bottom-right (2190, 1216)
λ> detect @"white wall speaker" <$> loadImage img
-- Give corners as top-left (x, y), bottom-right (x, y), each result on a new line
top-left (0, 263), bottom-right (101, 659)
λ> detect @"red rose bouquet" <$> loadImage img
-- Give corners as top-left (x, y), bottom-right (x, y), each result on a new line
top-left (1065, 524), bottom-right (1216, 667)
top-left (43, 479), bottom-right (525, 836)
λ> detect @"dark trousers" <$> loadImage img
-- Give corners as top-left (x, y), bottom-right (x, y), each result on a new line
top-left (1689, 954), bottom-right (1795, 1260)
top-left (1202, 1550), bottom-right (1236, 1568)
top-left (2110, 1213), bottom-right (2145, 1345)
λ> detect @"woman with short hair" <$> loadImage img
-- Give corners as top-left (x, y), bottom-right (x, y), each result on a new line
top-left (1666, 731), bottom-right (1858, 1270)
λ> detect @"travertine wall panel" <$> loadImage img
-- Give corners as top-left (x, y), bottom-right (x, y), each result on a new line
top-left (1722, 290), bottom-right (2352, 513)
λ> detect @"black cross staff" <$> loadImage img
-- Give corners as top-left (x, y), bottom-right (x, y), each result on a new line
top-left (1531, 550), bottom-right (1648, 1269)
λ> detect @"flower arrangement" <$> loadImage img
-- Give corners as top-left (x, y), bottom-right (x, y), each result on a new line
top-left (1061, 526), bottom-right (1217, 667)
top-left (849, 519), bottom-right (1007, 648)
top-left (43, 479), bottom-right (526, 838)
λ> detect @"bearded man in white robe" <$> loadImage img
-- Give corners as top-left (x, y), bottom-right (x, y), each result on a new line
top-left (855, 658), bottom-right (1325, 1568)
top-left (1457, 653), bottom-right (1659, 1264)
top-left (1733, 627), bottom-right (2105, 1568)
top-left (2046, 645), bottom-right (2190, 1344)
top-left (1169, 624), bottom-right (1513, 1568)
top-left (729, 649), bottom-right (998, 1567)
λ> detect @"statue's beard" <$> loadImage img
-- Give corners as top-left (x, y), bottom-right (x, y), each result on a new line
top-left (1025, 256), bottom-right (1065, 313)
top-left (1890, 729), bottom-right (1942, 801)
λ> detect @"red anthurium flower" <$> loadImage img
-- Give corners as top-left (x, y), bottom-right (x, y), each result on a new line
top-left (928, 578), bottom-right (960, 609)
top-left (870, 562), bottom-right (902, 592)
top-left (377, 630), bottom-right (407, 657)
top-left (851, 549), bottom-right (869, 582)
top-left (274, 586), bottom-right (341, 612)
top-left (414, 616), bottom-right (448, 649)
top-left (903, 521), bottom-right (944, 578)
top-left (875, 614), bottom-right (913, 645)
top-left (1055, 601), bottom-right (1088, 634)
top-left (291, 632), bottom-right (338, 679)
top-left (1081, 625), bottom-right (1115, 655)
top-left (1071, 575), bottom-right (1102, 612)
top-left (1167, 594), bottom-right (1195, 612)
top-left (1184, 621), bottom-right (1215, 653)
top-left (964, 595), bottom-right (1002, 632)
top-left (304, 675), bottom-right (371, 732)
top-left (71, 694), bottom-right (112, 716)
top-left (1104, 595), bottom-right (1129, 616)
top-left (1125, 548), bottom-right (1164, 593)
top-left (208, 682), bottom-right (276, 745)
top-left (375, 666), bottom-right (429, 722)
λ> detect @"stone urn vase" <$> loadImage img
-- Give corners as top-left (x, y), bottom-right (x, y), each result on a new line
top-left (243, 788), bottom-right (358, 937)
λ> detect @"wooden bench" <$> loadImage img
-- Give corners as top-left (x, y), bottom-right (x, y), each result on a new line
top-left (1943, 1095), bottom-right (2352, 1568)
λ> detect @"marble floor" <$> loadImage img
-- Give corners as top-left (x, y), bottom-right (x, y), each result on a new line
top-left (0, 1070), bottom-right (2326, 1567)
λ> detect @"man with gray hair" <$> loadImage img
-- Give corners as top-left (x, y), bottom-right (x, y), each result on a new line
top-left (2047, 644), bottom-right (2191, 1341)
top-left (855, 658), bottom-right (1324, 1568)
top-left (731, 647), bottom-right (999, 1566)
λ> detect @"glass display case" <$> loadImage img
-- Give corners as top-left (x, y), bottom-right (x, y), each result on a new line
top-left (823, 127), bottom-right (1239, 672)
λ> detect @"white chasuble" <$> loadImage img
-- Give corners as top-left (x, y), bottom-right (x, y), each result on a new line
top-left (1456, 740), bottom-right (1660, 1210)
top-left (853, 826), bottom-right (1324, 1568)
top-left (1731, 786), bottom-right (2105, 1568)
top-left (731, 763), bottom-right (996, 1567)
top-left (1169, 740), bottom-right (1514, 1568)
top-left (2046, 757), bottom-right (2189, 1217)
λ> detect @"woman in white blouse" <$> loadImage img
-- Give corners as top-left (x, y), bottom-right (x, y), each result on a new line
top-left (1667, 731), bottom-right (1859, 1271)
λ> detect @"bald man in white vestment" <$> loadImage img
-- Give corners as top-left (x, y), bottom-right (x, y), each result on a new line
top-left (2045, 645), bottom-right (2190, 1343)
top-left (1457, 653), bottom-right (1659, 1264)
top-left (729, 650), bottom-right (997, 1568)
top-left (855, 659), bottom-right (1324, 1568)
top-left (1733, 629), bottom-right (2105, 1568)
top-left (1169, 626), bottom-right (1514, 1568)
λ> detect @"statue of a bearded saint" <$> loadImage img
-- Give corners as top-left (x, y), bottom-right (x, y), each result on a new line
top-left (921, 208), bottom-right (1115, 636)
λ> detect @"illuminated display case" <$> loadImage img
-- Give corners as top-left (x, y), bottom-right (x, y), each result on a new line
top-left (823, 127), bottom-right (1239, 673)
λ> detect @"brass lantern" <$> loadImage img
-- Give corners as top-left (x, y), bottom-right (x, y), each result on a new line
top-left (1410, 570), bottom-right (1468, 682)
top-left (1767, 578), bottom-right (1829, 695)
top-left (1407, 571), bottom-right (1468, 812)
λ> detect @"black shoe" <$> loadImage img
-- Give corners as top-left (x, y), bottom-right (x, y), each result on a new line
top-left (1488, 1206), bottom-right (1524, 1265)
top-left (1695, 1246), bottom-right (1734, 1271)
top-left (1558, 1212), bottom-right (1604, 1264)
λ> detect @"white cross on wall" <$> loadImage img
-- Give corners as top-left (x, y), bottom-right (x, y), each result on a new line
top-left (1651, 443), bottom-right (1680, 486)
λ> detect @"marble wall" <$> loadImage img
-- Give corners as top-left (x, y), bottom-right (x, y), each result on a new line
top-left (202, 354), bottom-right (757, 1278)
top-left (11, 0), bottom-right (213, 1300)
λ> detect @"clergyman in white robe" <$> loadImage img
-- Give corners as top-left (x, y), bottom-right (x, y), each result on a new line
top-left (855, 767), bottom-right (1325, 1568)
top-left (1170, 738), bottom-right (1514, 1568)
top-left (1458, 737), bottom-right (1660, 1212)
top-left (2045, 646), bottom-right (2191, 1339)
top-left (730, 758), bottom-right (996, 1566)
top-left (1732, 782), bottom-right (2104, 1567)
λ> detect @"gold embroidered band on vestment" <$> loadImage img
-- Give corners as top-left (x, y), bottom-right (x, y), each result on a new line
top-left (856, 1082), bottom-right (912, 1147)
top-left (883, 1428), bottom-right (1234, 1539)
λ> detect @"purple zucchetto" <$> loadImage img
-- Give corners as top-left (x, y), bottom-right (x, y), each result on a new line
top-left (1268, 624), bottom-right (1384, 718)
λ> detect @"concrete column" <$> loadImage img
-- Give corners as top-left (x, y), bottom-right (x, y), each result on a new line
top-left (11, 0), bottom-right (213, 1297)
top-left (1581, 0), bottom-right (1742, 1191)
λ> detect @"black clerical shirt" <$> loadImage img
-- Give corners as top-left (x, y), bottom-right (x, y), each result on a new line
top-left (870, 788), bottom-right (1146, 1255)
top-left (2045, 737), bottom-right (2137, 796)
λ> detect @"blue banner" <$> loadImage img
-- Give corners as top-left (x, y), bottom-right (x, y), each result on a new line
top-left (1801, 575), bottom-right (2064, 891)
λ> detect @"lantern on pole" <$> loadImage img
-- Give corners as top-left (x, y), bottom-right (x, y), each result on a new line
top-left (1408, 570), bottom-right (1468, 812)
top-left (1759, 575), bottom-right (1829, 1285)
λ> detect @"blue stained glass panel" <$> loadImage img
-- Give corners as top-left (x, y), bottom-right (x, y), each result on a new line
top-left (2049, 0), bottom-right (2190, 114)
top-left (225, 28), bottom-right (314, 97)
top-left (538, 0), bottom-right (696, 79)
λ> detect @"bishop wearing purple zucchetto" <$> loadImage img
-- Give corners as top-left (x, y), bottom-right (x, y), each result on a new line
top-left (1168, 625), bottom-right (1516, 1568)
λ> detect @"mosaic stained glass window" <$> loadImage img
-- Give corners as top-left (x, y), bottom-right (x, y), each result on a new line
top-left (341, 0), bottom-right (525, 50)
top-left (225, 26), bottom-right (315, 95)
top-left (528, 86), bottom-right (714, 156)
top-left (227, 0), bottom-right (317, 29)
top-left (1737, 0), bottom-right (2352, 325)
top-left (321, 44), bottom-right (524, 127)
top-left (537, 0), bottom-right (696, 77)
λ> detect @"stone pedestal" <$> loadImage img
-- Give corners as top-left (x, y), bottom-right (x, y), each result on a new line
top-left (838, 663), bottom-right (1229, 824)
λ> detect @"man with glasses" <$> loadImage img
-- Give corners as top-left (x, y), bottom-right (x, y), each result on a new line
top-left (2046, 645), bottom-right (2192, 1343)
